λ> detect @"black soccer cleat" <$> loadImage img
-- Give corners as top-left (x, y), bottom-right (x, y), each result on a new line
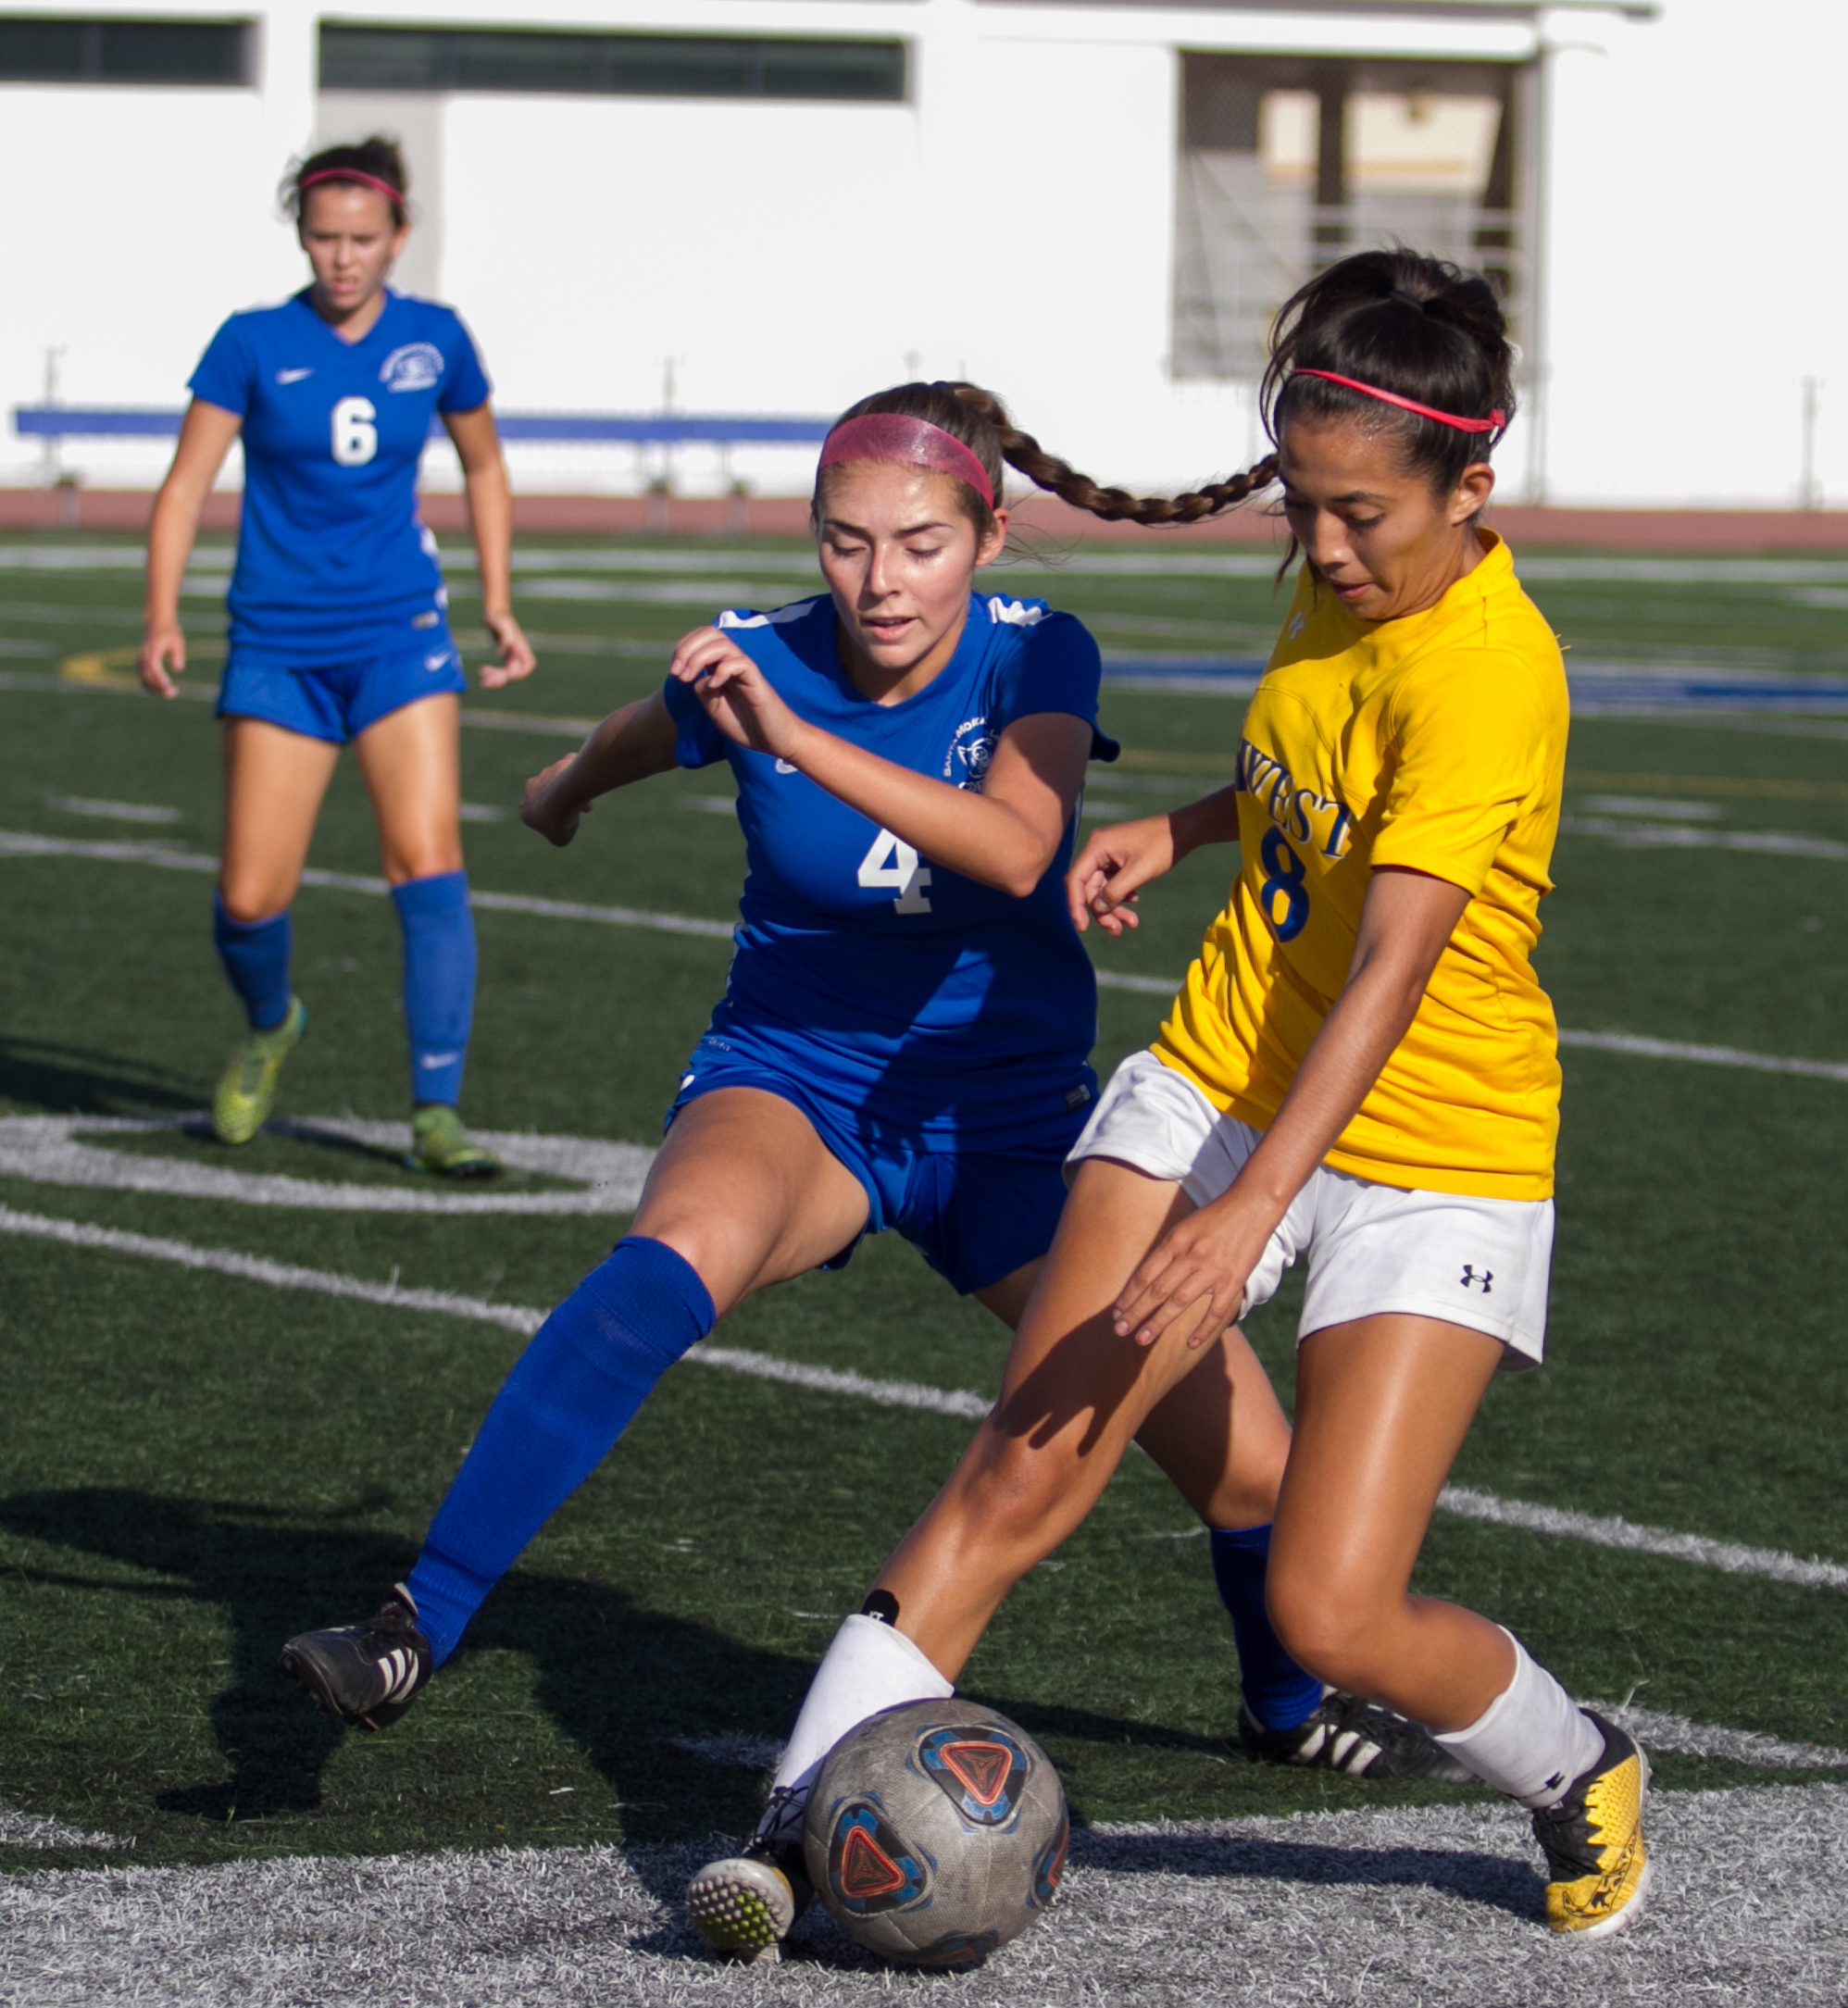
top-left (685, 1786), bottom-right (814, 1963)
top-left (1239, 1688), bottom-right (1474, 1782)
top-left (280, 1583), bottom-right (432, 1731)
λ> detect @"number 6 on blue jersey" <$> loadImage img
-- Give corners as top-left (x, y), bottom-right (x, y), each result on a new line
top-left (331, 395), bottom-right (378, 467)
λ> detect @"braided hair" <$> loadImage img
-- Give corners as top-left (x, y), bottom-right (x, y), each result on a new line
top-left (818, 250), bottom-right (1511, 534)
top-left (815, 380), bottom-right (1274, 533)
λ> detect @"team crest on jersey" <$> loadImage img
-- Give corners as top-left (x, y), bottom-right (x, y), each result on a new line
top-left (380, 343), bottom-right (445, 393)
top-left (944, 715), bottom-right (994, 791)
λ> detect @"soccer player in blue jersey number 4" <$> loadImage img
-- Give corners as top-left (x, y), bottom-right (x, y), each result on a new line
top-left (138, 137), bottom-right (533, 1174)
top-left (281, 381), bottom-right (1465, 1815)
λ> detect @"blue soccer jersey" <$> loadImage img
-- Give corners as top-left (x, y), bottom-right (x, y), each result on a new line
top-left (663, 592), bottom-right (1117, 1146)
top-left (188, 288), bottom-right (490, 666)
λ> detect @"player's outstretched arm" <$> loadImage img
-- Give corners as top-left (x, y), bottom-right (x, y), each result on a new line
top-left (443, 403), bottom-right (535, 689)
top-left (140, 398), bottom-right (241, 699)
top-left (1066, 786), bottom-right (1242, 936)
top-left (518, 689), bottom-right (680, 845)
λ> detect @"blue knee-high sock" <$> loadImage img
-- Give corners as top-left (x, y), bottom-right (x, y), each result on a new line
top-left (392, 870), bottom-right (476, 1107)
top-left (406, 1236), bottom-right (716, 1666)
top-left (1210, 1523), bottom-right (1323, 1732)
top-left (213, 892), bottom-right (292, 1031)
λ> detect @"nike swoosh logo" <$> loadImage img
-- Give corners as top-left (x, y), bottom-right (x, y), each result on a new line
top-left (276, 368), bottom-right (313, 384)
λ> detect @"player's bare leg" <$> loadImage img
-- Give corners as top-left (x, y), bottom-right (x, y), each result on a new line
top-left (351, 692), bottom-right (464, 889)
top-left (874, 1157), bottom-right (1247, 1677)
top-left (631, 1088), bottom-right (872, 1315)
top-left (1266, 1315), bottom-right (1508, 1727)
top-left (219, 717), bottom-right (339, 921)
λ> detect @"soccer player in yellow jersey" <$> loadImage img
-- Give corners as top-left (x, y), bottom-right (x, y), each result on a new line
top-left (690, 250), bottom-right (1647, 1957)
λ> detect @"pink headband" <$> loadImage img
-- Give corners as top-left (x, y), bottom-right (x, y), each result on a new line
top-left (818, 413), bottom-right (995, 507)
top-left (300, 168), bottom-right (405, 206)
top-left (1292, 369), bottom-right (1505, 436)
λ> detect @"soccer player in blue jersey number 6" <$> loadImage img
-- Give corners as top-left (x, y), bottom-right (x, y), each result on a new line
top-left (137, 137), bottom-right (533, 1174)
top-left (281, 381), bottom-right (1463, 1815)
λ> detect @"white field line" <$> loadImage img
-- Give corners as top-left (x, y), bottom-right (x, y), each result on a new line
top-left (0, 1804), bottom-right (133, 1851)
top-left (456, 706), bottom-right (601, 736)
top-left (1555, 1028), bottom-right (1848, 1082)
top-left (1559, 814), bottom-right (1848, 860)
top-left (0, 1206), bottom-right (980, 1419)
top-left (692, 1343), bottom-right (989, 1419)
top-left (670, 1732), bottom-right (785, 1771)
top-left (50, 795), bottom-right (181, 824)
top-left (6, 1204), bottom-right (1848, 1782)
top-left (1437, 1483), bottom-right (1848, 1590)
top-left (0, 1205), bottom-right (545, 1335)
top-left (0, 1114), bottom-right (654, 1216)
top-left (1093, 969), bottom-right (1179, 996)
top-left (0, 829), bottom-right (737, 941)
top-left (670, 1712), bottom-right (1848, 1779)
top-left (15, 825), bottom-right (1848, 1088)
top-left (22, 543), bottom-right (1848, 581)
top-left (6, 1200), bottom-right (1847, 1602)
top-left (1592, 1705), bottom-right (1848, 1771)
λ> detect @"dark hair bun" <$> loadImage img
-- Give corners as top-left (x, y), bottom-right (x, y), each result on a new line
top-left (283, 136), bottom-right (409, 226)
top-left (1264, 248), bottom-right (1514, 490)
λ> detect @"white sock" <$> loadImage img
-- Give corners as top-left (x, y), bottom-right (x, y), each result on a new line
top-left (769, 1615), bottom-right (954, 1808)
top-left (1433, 1630), bottom-right (1605, 1809)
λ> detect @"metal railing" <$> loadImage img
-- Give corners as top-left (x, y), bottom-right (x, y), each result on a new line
top-left (1173, 176), bottom-right (1526, 380)
top-left (11, 408), bottom-right (834, 445)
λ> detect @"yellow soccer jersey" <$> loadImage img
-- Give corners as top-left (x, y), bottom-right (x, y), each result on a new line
top-left (1155, 531), bottom-right (1567, 1201)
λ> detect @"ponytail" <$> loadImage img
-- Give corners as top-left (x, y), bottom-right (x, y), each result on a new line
top-left (949, 385), bottom-right (1278, 527)
top-left (818, 251), bottom-right (1510, 540)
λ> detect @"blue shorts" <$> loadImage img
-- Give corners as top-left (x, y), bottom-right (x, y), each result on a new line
top-left (217, 630), bottom-right (468, 745)
top-left (667, 1041), bottom-right (1085, 1297)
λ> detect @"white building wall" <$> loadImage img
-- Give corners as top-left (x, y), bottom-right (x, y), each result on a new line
top-left (1539, 0), bottom-right (1848, 506)
top-left (0, 0), bottom-right (1839, 507)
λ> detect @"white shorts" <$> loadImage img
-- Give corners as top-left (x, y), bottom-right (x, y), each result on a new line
top-left (1067, 1051), bottom-right (1554, 1369)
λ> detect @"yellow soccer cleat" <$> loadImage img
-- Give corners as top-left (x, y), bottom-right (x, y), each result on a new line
top-left (211, 996), bottom-right (306, 1145)
top-left (1531, 1710), bottom-right (1651, 1939)
top-left (406, 1103), bottom-right (502, 1179)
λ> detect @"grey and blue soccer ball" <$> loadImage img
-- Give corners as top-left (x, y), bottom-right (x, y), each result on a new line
top-left (803, 1697), bottom-right (1069, 1967)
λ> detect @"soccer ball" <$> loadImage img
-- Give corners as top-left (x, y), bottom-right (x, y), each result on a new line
top-left (803, 1697), bottom-right (1069, 1967)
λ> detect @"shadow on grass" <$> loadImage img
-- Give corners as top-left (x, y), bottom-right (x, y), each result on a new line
top-left (0, 1488), bottom-right (1230, 1851)
top-left (0, 1035), bottom-right (203, 1116)
top-left (0, 1487), bottom-right (799, 1842)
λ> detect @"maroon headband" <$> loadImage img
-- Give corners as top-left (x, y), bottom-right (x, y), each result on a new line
top-left (300, 168), bottom-right (405, 206)
top-left (818, 413), bottom-right (995, 507)
top-left (1292, 369), bottom-right (1505, 435)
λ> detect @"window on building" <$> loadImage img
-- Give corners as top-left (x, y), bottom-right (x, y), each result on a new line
top-left (1173, 54), bottom-right (1525, 380)
top-left (0, 16), bottom-right (249, 83)
top-left (318, 24), bottom-right (906, 102)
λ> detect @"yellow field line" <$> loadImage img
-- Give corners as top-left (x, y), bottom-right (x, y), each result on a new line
top-left (60, 645), bottom-right (222, 692)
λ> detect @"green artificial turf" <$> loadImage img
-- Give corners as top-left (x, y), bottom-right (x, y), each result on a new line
top-left (5, 535), bottom-right (1848, 1873)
